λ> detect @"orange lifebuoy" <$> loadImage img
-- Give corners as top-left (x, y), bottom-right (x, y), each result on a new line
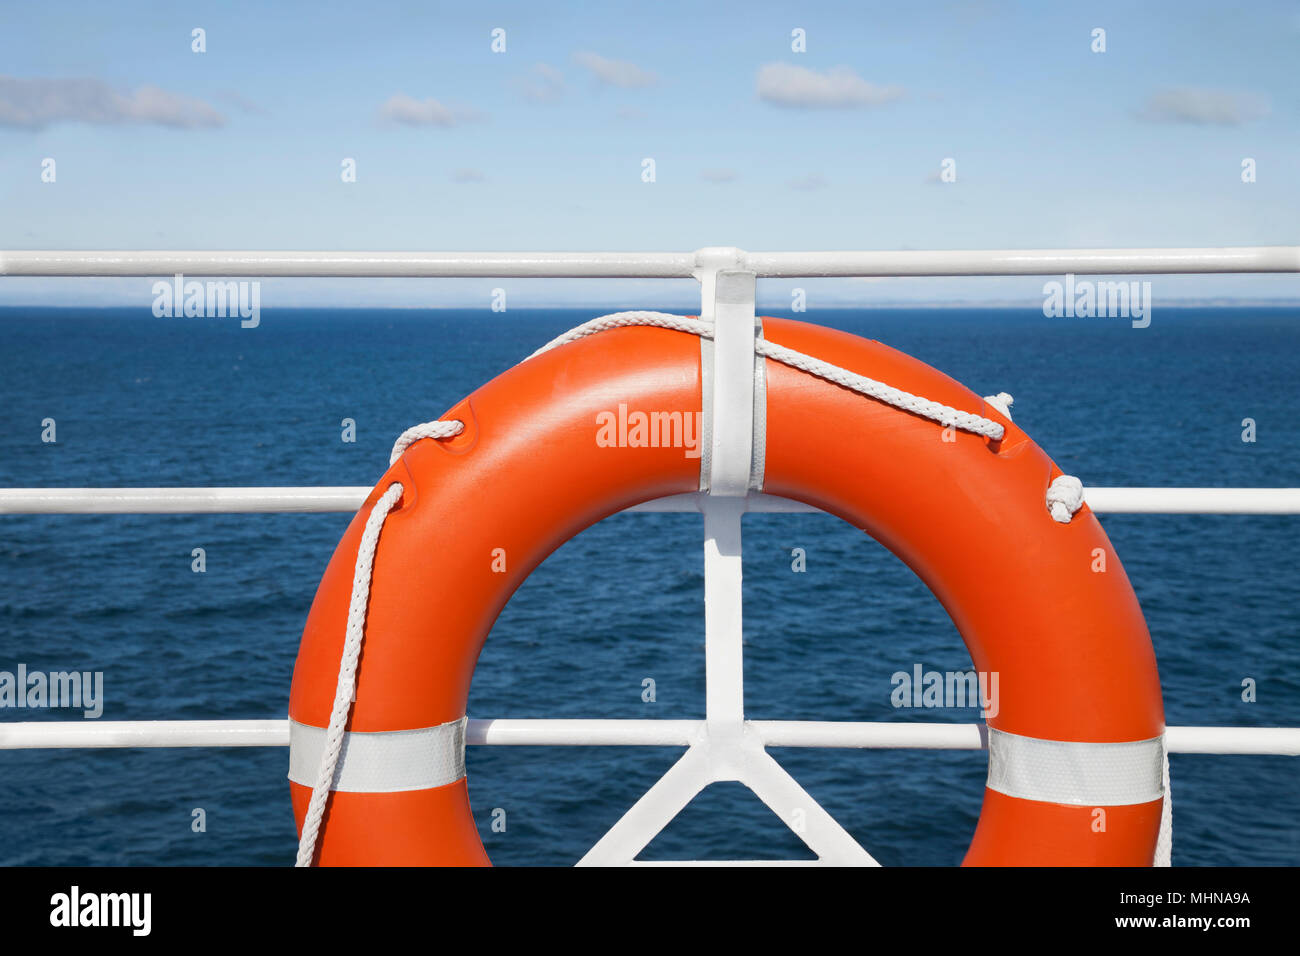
top-left (289, 317), bottom-right (1165, 866)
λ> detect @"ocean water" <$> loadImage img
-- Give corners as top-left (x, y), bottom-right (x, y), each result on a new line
top-left (0, 305), bottom-right (1296, 866)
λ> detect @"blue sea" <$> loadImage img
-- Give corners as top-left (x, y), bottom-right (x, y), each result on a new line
top-left (0, 305), bottom-right (1296, 866)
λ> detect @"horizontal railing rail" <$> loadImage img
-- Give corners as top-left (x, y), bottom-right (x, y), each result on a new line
top-left (3, 487), bottom-right (1300, 515)
top-left (2, 245), bottom-right (1299, 278)
top-left (2, 719), bottom-right (1296, 756)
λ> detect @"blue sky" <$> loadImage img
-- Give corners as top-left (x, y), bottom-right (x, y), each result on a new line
top-left (2, 0), bottom-right (1298, 307)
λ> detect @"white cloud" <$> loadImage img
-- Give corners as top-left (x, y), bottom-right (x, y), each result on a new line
top-left (517, 63), bottom-right (566, 103)
top-left (757, 62), bottom-right (903, 109)
top-left (1137, 87), bottom-right (1269, 126)
top-left (573, 51), bottom-right (658, 88)
top-left (0, 75), bottom-right (225, 129)
top-left (378, 93), bottom-right (479, 127)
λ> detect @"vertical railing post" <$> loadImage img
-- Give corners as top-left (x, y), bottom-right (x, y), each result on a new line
top-left (694, 248), bottom-right (757, 747)
top-left (584, 249), bottom-right (872, 862)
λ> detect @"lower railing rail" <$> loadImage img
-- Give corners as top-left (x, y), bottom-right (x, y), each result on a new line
top-left (2, 718), bottom-right (1296, 755)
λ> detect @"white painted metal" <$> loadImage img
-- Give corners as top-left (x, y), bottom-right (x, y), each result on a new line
top-left (702, 499), bottom-right (747, 730)
top-left (5, 487), bottom-right (1300, 515)
top-left (0, 719), bottom-right (291, 749)
top-left (696, 249), bottom-right (758, 496)
top-left (1165, 726), bottom-right (1300, 755)
top-left (0, 250), bottom-right (698, 278)
top-left (629, 859), bottom-right (825, 866)
top-left (577, 728), bottom-right (875, 866)
top-left (634, 493), bottom-right (807, 513)
top-left (756, 720), bottom-right (988, 750)
top-left (469, 718), bottom-right (698, 747)
top-left (3, 245), bottom-right (1298, 277)
top-left (3, 719), bottom-right (1295, 755)
top-left (0, 486), bottom-right (372, 514)
top-left (5, 244), bottom-right (1299, 865)
top-left (740, 746), bottom-right (876, 865)
top-left (698, 248), bottom-right (755, 729)
top-left (744, 246), bottom-right (1300, 277)
top-left (579, 744), bottom-right (717, 865)
top-left (1081, 487), bottom-right (1300, 514)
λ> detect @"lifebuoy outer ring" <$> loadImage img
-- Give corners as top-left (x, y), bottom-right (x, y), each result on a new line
top-left (289, 317), bottom-right (1165, 865)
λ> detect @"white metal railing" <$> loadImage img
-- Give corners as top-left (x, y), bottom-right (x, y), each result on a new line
top-left (3, 245), bottom-right (1298, 866)
top-left (3, 245), bottom-right (1298, 277)
top-left (4, 487), bottom-right (1300, 514)
top-left (2, 719), bottom-right (1297, 755)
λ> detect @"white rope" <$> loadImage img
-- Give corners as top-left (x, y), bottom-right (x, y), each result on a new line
top-left (294, 481), bottom-right (405, 867)
top-left (390, 419), bottom-right (464, 465)
top-left (527, 311), bottom-right (1008, 441)
top-left (526, 310), bottom-right (714, 361)
top-left (982, 392), bottom-right (1014, 421)
top-left (1046, 474), bottom-right (1085, 524)
top-left (755, 337), bottom-right (1006, 440)
top-left (1154, 741), bottom-right (1173, 866)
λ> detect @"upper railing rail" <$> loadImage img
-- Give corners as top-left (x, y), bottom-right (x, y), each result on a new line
top-left (2, 245), bottom-right (1299, 278)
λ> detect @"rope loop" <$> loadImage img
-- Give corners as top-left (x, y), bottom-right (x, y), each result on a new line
top-left (389, 420), bottom-right (465, 465)
top-left (982, 392), bottom-right (1014, 421)
top-left (295, 481), bottom-right (406, 867)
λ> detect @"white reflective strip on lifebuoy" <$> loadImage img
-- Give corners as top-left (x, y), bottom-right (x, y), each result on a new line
top-left (288, 717), bottom-right (466, 793)
top-left (986, 728), bottom-right (1164, 806)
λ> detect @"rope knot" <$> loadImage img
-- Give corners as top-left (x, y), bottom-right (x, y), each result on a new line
top-left (982, 392), bottom-right (1014, 421)
top-left (1046, 474), bottom-right (1084, 524)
